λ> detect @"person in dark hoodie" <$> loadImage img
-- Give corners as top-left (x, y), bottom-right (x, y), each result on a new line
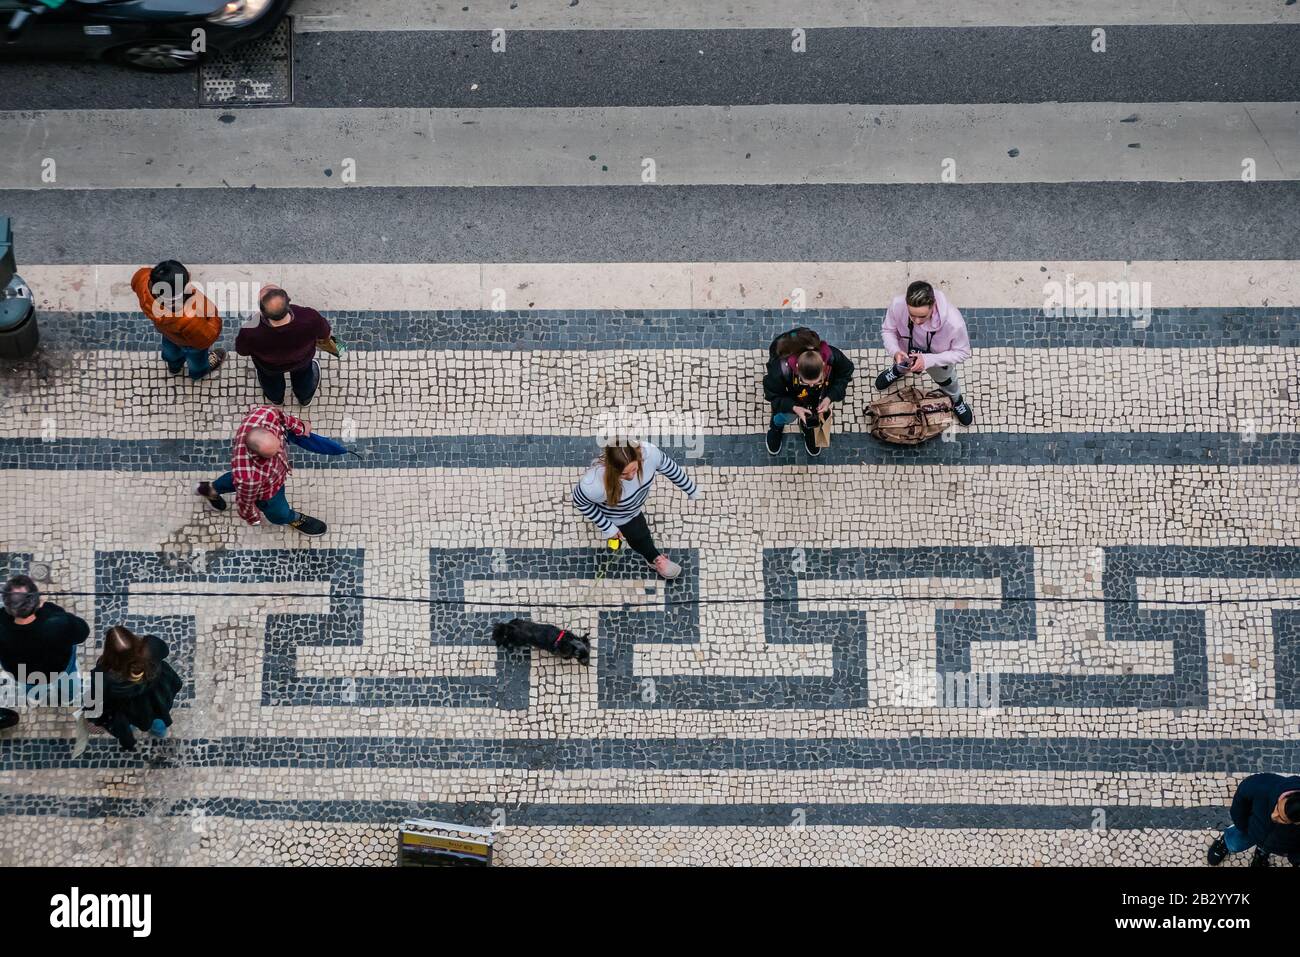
top-left (762, 327), bottom-right (854, 457)
top-left (0, 574), bottom-right (91, 755)
top-left (89, 626), bottom-right (183, 752)
top-left (1207, 773), bottom-right (1300, 867)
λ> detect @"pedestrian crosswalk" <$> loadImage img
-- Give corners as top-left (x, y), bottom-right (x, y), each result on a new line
top-left (0, 1), bottom-right (1298, 867)
top-left (5, 102), bottom-right (1298, 188)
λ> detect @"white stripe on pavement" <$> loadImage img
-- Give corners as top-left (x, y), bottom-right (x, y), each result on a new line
top-left (0, 766), bottom-right (1246, 808)
top-left (2, 347), bottom-right (1294, 439)
top-left (290, 0), bottom-right (1300, 30)
top-left (3, 103), bottom-right (1294, 189)
top-left (19, 260), bottom-right (1300, 311)
top-left (0, 818), bottom-right (1227, 867)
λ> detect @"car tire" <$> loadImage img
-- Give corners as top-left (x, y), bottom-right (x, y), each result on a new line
top-left (111, 41), bottom-right (206, 71)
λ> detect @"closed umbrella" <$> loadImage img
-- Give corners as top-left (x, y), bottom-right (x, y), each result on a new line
top-left (287, 431), bottom-right (364, 459)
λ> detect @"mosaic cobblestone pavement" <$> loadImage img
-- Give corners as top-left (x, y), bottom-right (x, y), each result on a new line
top-left (1, 284), bottom-right (1297, 866)
top-left (2, 3), bottom-right (1299, 866)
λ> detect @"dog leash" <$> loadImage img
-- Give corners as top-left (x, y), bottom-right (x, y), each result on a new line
top-left (593, 537), bottom-right (621, 582)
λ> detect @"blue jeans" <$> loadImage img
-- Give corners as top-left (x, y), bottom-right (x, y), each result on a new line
top-left (771, 412), bottom-right (799, 428)
top-left (212, 471), bottom-right (299, 525)
top-left (160, 337), bottom-right (213, 379)
top-left (131, 718), bottom-right (168, 738)
top-left (1223, 825), bottom-right (1300, 864)
top-left (24, 648), bottom-right (80, 708)
top-left (1223, 825), bottom-right (1253, 854)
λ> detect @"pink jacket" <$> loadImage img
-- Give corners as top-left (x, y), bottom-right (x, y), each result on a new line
top-left (881, 288), bottom-right (971, 369)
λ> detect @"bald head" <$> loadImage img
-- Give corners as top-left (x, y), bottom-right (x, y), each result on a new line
top-left (259, 286), bottom-right (290, 320)
top-left (245, 428), bottom-right (281, 458)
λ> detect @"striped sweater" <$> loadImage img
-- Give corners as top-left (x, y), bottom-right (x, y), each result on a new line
top-left (572, 442), bottom-right (698, 536)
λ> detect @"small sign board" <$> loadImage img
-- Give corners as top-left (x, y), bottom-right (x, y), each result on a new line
top-left (398, 819), bottom-right (494, 867)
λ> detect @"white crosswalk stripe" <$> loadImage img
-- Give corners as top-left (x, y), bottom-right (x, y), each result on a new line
top-left (4, 102), bottom-right (1296, 189)
top-left (291, 0), bottom-right (1300, 30)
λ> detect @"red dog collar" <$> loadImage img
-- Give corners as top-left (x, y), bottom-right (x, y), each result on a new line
top-left (553, 630), bottom-right (567, 648)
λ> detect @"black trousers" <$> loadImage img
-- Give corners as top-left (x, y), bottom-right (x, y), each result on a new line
top-left (256, 358), bottom-right (320, 405)
top-left (616, 513), bottom-right (661, 564)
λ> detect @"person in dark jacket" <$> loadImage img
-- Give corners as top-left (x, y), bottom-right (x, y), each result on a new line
top-left (1207, 773), bottom-right (1300, 867)
top-left (0, 575), bottom-right (92, 755)
top-left (236, 285), bottom-right (331, 406)
top-left (89, 626), bottom-right (183, 752)
top-left (762, 327), bottom-right (854, 457)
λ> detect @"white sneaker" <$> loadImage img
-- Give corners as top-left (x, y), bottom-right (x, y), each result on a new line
top-left (653, 555), bottom-right (682, 579)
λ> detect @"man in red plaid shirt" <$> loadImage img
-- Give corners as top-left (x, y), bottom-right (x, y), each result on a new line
top-left (195, 405), bottom-right (327, 535)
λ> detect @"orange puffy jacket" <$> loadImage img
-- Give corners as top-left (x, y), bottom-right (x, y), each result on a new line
top-left (131, 267), bottom-right (222, 350)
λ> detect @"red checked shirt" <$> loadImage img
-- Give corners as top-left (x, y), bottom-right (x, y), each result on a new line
top-left (230, 406), bottom-right (308, 525)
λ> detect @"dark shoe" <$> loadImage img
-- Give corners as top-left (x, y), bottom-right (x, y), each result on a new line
top-left (1250, 848), bottom-right (1272, 868)
top-left (875, 366), bottom-right (904, 390)
top-left (803, 427), bottom-right (821, 457)
top-left (189, 349), bottom-right (227, 380)
top-left (196, 482), bottom-right (227, 511)
top-left (290, 514), bottom-right (327, 536)
top-left (952, 395), bottom-right (974, 427)
top-left (766, 426), bottom-right (785, 455)
top-left (1206, 837), bottom-right (1228, 866)
top-left (166, 363), bottom-right (184, 375)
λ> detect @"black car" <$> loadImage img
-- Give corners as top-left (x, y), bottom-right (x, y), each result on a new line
top-left (2, 0), bottom-right (291, 70)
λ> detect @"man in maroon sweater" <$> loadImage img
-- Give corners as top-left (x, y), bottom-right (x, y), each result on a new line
top-left (236, 285), bottom-right (331, 405)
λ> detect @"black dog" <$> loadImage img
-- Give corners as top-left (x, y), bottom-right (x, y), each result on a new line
top-left (492, 618), bottom-right (591, 666)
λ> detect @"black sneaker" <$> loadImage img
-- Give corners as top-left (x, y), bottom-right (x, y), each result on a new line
top-left (875, 366), bottom-right (904, 390)
top-left (196, 482), bottom-right (227, 511)
top-left (1206, 837), bottom-right (1228, 866)
top-left (1250, 848), bottom-right (1272, 868)
top-left (766, 426), bottom-right (785, 455)
top-left (290, 514), bottom-right (328, 536)
top-left (952, 395), bottom-right (974, 427)
top-left (803, 427), bottom-right (821, 457)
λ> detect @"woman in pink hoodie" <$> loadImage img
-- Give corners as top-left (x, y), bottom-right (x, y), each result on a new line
top-left (874, 280), bottom-right (974, 426)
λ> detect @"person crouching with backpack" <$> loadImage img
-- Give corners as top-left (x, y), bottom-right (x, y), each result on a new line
top-left (874, 280), bottom-right (973, 426)
top-left (572, 441), bottom-right (698, 580)
top-left (763, 327), bottom-right (855, 457)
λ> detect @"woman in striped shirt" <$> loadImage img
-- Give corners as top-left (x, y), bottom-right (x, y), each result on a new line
top-left (572, 441), bottom-right (698, 580)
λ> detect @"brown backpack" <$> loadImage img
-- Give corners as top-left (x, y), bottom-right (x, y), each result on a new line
top-left (867, 385), bottom-right (956, 445)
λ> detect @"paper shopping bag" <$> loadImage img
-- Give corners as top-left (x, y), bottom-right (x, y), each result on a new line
top-left (814, 411), bottom-right (833, 448)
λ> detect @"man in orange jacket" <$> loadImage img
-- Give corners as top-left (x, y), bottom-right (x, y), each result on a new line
top-left (130, 260), bottom-right (226, 380)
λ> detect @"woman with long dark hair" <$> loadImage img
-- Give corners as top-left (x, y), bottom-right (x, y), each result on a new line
top-left (762, 326), bottom-right (855, 456)
top-left (572, 441), bottom-right (698, 579)
top-left (90, 626), bottom-right (183, 752)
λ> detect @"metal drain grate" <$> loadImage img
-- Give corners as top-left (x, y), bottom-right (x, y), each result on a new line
top-left (199, 16), bottom-right (293, 106)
